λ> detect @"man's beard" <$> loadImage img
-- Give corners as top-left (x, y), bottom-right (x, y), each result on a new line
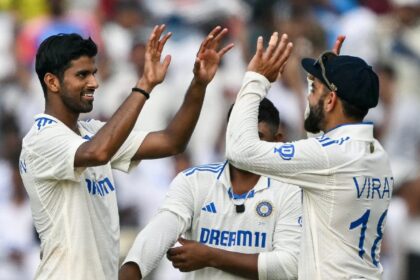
top-left (61, 88), bottom-right (93, 113)
top-left (304, 98), bottom-right (325, 134)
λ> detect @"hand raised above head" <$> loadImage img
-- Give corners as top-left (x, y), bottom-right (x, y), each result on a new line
top-left (247, 33), bottom-right (293, 82)
top-left (332, 35), bottom-right (346, 55)
top-left (137, 24), bottom-right (172, 92)
top-left (193, 26), bottom-right (235, 85)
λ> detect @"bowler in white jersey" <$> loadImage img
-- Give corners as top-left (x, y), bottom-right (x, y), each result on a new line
top-left (19, 26), bottom-right (233, 279)
top-left (120, 98), bottom-right (302, 280)
top-left (226, 33), bottom-right (393, 279)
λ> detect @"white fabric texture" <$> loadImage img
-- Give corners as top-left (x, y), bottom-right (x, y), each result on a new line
top-left (226, 72), bottom-right (394, 280)
top-left (124, 161), bottom-right (301, 279)
top-left (19, 113), bottom-right (147, 280)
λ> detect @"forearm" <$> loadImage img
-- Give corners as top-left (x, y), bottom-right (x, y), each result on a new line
top-left (207, 247), bottom-right (259, 280)
top-left (226, 71), bottom-right (271, 168)
top-left (75, 80), bottom-right (151, 166)
top-left (164, 78), bottom-right (207, 151)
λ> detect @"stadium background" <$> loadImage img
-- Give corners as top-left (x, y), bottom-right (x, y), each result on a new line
top-left (0, 0), bottom-right (419, 279)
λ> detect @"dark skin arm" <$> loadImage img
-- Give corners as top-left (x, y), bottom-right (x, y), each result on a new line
top-left (119, 262), bottom-right (142, 280)
top-left (132, 26), bottom-right (234, 160)
top-left (167, 238), bottom-right (258, 279)
top-left (74, 25), bottom-right (172, 167)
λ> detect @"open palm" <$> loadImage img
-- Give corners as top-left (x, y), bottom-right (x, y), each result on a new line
top-left (193, 26), bottom-right (234, 85)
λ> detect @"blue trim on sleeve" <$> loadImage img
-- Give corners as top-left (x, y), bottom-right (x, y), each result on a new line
top-left (35, 117), bottom-right (57, 130)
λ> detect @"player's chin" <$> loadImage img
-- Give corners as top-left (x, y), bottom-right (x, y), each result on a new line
top-left (80, 102), bottom-right (94, 113)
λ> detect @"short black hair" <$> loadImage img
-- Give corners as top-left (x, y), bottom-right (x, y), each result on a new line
top-left (227, 98), bottom-right (280, 134)
top-left (35, 33), bottom-right (98, 96)
top-left (340, 97), bottom-right (368, 121)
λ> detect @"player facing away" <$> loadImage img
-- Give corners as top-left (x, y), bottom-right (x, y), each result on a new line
top-left (226, 33), bottom-right (393, 279)
top-left (18, 25), bottom-right (233, 279)
top-left (119, 98), bottom-right (302, 280)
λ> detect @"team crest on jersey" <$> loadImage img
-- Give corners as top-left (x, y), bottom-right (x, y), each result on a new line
top-left (256, 201), bottom-right (273, 217)
top-left (274, 144), bottom-right (295, 160)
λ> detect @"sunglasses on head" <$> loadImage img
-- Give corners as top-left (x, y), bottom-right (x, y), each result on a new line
top-left (314, 51), bottom-right (338, 92)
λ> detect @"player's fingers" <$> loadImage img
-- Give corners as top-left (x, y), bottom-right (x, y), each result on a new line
top-left (168, 253), bottom-right (185, 263)
top-left (146, 25), bottom-right (159, 50)
top-left (208, 26), bottom-right (222, 39)
top-left (265, 32), bottom-right (279, 57)
top-left (178, 237), bottom-right (188, 245)
top-left (212, 27), bottom-right (228, 48)
top-left (153, 24), bottom-right (166, 49)
top-left (202, 34), bottom-right (214, 50)
top-left (255, 36), bottom-right (264, 58)
top-left (274, 42), bottom-right (293, 70)
top-left (271, 33), bottom-right (288, 62)
top-left (217, 43), bottom-right (235, 57)
top-left (158, 32), bottom-right (172, 53)
top-left (332, 35), bottom-right (346, 55)
top-left (162, 55), bottom-right (171, 71)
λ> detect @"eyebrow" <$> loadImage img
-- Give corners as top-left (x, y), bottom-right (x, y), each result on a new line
top-left (76, 68), bottom-right (98, 75)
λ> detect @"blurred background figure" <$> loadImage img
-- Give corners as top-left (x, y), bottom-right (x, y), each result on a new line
top-left (1, 0), bottom-right (420, 279)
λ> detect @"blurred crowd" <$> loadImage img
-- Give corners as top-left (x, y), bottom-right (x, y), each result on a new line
top-left (0, 0), bottom-right (420, 279)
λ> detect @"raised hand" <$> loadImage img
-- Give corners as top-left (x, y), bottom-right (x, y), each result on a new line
top-left (137, 24), bottom-right (172, 92)
top-left (247, 33), bottom-right (293, 82)
top-left (193, 26), bottom-right (234, 85)
top-left (166, 238), bottom-right (211, 272)
top-left (332, 35), bottom-right (346, 55)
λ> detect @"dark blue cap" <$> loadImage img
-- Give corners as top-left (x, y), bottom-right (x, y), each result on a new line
top-left (301, 54), bottom-right (379, 110)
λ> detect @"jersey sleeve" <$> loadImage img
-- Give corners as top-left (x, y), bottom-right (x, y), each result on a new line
top-left (257, 185), bottom-right (302, 280)
top-left (226, 71), bottom-right (330, 191)
top-left (110, 130), bottom-right (149, 172)
top-left (81, 119), bottom-right (149, 173)
top-left (123, 211), bottom-right (184, 277)
top-left (122, 173), bottom-right (194, 277)
top-left (159, 173), bottom-right (195, 226)
top-left (27, 124), bottom-right (87, 182)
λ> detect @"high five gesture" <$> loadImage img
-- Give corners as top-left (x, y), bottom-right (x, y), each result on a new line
top-left (247, 33), bottom-right (293, 82)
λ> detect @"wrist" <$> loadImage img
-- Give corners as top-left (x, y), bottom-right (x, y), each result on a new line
top-left (206, 246), bottom-right (219, 268)
top-left (191, 77), bottom-right (209, 88)
top-left (136, 78), bottom-right (154, 93)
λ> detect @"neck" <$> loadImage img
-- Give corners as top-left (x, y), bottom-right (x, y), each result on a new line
top-left (323, 109), bottom-right (361, 132)
top-left (45, 103), bottom-right (80, 134)
top-left (229, 164), bottom-right (260, 195)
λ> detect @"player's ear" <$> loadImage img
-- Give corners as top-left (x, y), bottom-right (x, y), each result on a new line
top-left (324, 91), bottom-right (337, 113)
top-left (275, 130), bottom-right (284, 142)
top-left (44, 73), bottom-right (60, 93)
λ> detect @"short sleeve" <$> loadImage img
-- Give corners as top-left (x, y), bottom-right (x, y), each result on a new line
top-left (27, 125), bottom-right (87, 181)
top-left (110, 130), bottom-right (149, 172)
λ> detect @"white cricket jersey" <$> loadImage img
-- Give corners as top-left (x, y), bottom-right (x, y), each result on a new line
top-left (226, 72), bottom-right (394, 280)
top-left (124, 161), bottom-right (302, 280)
top-left (19, 113), bottom-right (147, 280)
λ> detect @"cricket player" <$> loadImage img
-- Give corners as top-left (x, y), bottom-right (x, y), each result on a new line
top-left (18, 25), bottom-right (233, 279)
top-left (119, 98), bottom-right (302, 280)
top-left (226, 33), bottom-right (393, 279)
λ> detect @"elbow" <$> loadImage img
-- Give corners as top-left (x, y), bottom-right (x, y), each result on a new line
top-left (88, 149), bottom-right (112, 165)
top-left (167, 142), bottom-right (187, 156)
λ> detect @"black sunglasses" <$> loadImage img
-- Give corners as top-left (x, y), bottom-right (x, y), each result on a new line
top-left (314, 51), bottom-right (338, 92)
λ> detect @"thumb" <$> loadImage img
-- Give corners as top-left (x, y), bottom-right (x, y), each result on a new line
top-left (162, 55), bottom-right (172, 71)
top-left (178, 237), bottom-right (191, 245)
top-left (193, 57), bottom-right (201, 74)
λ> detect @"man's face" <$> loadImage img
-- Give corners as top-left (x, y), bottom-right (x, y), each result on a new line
top-left (304, 76), bottom-right (328, 134)
top-left (59, 56), bottom-right (98, 113)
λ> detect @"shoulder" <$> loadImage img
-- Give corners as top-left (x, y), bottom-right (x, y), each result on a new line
top-left (181, 162), bottom-right (226, 179)
top-left (267, 179), bottom-right (302, 204)
top-left (269, 179), bottom-right (301, 194)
